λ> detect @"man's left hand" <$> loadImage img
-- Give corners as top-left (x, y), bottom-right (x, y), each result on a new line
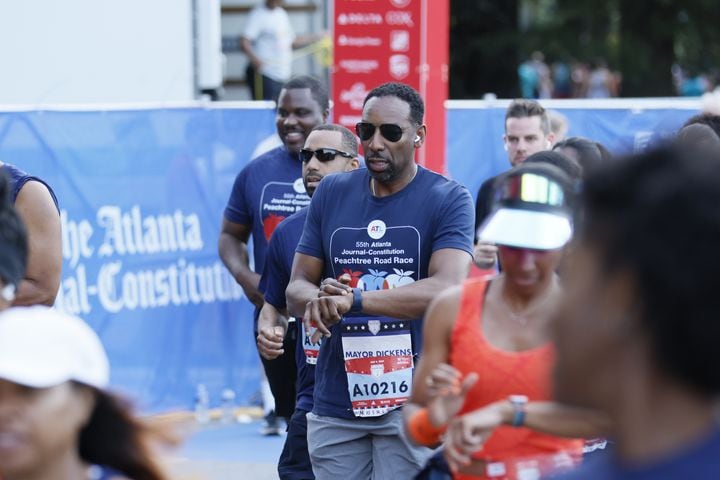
top-left (318, 274), bottom-right (353, 297)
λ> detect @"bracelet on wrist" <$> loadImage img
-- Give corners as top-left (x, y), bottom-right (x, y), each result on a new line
top-left (408, 408), bottom-right (446, 446)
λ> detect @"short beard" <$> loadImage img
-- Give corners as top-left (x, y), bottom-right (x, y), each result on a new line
top-left (370, 162), bottom-right (397, 184)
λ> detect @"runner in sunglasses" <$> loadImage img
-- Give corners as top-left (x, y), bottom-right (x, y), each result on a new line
top-left (257, 124), bottom-right (360, 480)
top-left (287, 82), bottom-right (474, 479)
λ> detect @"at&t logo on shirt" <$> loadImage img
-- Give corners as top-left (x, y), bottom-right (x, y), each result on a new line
top-left (293, 178), bottom-right (306, 194)
top-left (367, 220), bottom-right (386, 240)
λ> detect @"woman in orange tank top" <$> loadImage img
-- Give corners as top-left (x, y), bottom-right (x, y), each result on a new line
top-left (404, 161), bottom-right (609, 480)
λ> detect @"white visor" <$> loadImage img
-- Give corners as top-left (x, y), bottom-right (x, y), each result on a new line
top-left (478, 207), bottom-right (573, 250)
top-left (0, 306), bottom-right (109, 389)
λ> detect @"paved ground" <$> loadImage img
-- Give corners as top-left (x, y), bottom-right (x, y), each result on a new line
top-left (157, 410), bottom-right (285, 480)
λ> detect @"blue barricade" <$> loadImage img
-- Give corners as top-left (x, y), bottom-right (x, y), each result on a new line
top-left (447, 105), bottom-right (698, 205)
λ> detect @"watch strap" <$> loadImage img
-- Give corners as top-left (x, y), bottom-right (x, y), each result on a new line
top-left (508, 395), bottom-right (528, 427)
top-left (350, 288), bottom-right (363, 313)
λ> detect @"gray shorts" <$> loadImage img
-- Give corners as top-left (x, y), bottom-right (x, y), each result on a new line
top-left (306, 409), bottom-right (432, 480)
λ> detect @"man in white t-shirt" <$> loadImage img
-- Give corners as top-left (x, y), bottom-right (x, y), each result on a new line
top-left (241, 0), bottom-right (323, 101)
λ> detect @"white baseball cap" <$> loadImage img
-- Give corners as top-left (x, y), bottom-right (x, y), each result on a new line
top-left (0, 306), bottom-right (109, 389)
top-left (478, 163), bottom-right (575, 250)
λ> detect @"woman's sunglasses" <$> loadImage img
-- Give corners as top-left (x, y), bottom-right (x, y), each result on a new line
top-left (355, 122), bottom-right (404, 143)
top-left (299, 148), bottom-right (354, 163)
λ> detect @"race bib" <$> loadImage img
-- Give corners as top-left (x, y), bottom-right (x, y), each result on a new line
top-left (300, 319), bottom-right (321, 365)
top-left (341, 317), bottom-right (414, 417)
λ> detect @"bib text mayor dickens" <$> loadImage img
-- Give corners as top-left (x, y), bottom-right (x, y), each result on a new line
top-left (57, 206), bottom-right (243, 315)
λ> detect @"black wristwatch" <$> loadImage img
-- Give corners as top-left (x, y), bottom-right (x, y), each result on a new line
top-left (350, 288), bottom-right (363, 313)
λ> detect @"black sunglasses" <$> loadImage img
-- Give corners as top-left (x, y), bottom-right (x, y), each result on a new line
top-left (299, 147), bottom-right (354, 163)
top-left (355, 122), bottom-right (404, 142)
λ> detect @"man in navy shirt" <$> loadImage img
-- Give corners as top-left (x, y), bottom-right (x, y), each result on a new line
top-left (219, 75), bottom-right (328, 430)
top-left (287, 82), bottom-right (474, 479)
top-left (551, 147), bottom-right (720, 479)
top-left (257, 124), bottom-right (360, 480)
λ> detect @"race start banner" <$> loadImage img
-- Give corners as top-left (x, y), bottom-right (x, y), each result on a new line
top-left (0, 100), bottom-right (698, 411)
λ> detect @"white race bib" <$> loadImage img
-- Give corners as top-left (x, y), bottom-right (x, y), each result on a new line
top-left (300, 319), bottom-right (321, 364)
top-left (341, 317), bottom-right (414, 417)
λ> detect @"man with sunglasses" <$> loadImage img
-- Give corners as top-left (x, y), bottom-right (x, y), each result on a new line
top-left (287, 82), bottom-right (474, 479)
top-left (474, 99), bottom-right (554, 270)
top-left (220, 75), bottom-right (328, 435)
top-left (257, 124), bottom-right (360, 479)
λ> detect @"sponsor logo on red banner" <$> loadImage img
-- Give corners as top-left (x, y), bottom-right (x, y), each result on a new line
top-left (389, 55), bottom-right (410, 80)
top-left (337, 12), bottom-right (383, 25)
top-left (390, 30), bottom-right (410, 51)
top-left (339, 59), bottom-right (379, 74)
top-left (386, 11), bottom-right (414, 27)
top-left (340, 82), bottom-right (370, 110)
top-left (337, 35), bottom-right (382, 47)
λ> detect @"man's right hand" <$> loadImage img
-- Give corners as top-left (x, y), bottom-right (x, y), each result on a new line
top-left (257, 325), bottom-right (286, 360)
top-left (473, 242), bottom-right (498, 269)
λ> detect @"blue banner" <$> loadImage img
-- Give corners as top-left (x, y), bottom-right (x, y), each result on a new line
top-left (0, 103), bottom-right (698, 412)
top-left (0, 107), bottom-right (276, 411)
top-left (447, 106), bottom-right (698, 205)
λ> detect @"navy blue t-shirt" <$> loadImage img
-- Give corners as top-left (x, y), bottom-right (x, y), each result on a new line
top-left (259, 207), bottom-right (315, 412)
top-left (296, 166), bottom-right (474, 418)
top-left (224, 146), bottom-right (310, 274)
top-left (1, 163), bottom-right (60, 213)
top-left (555, 427), bottom-right (720, 480)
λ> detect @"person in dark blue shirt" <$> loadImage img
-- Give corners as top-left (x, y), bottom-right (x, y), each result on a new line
top-left (0, 162), bottom-right (61, 307)
top-left (552, 146), bottom-right (720, 479)
top-left (286, 82), bottom-right (474, 479)
top-left (219, 75), bottom-right (328, 426)
top-left (257, 124), bottom-right (360, 480)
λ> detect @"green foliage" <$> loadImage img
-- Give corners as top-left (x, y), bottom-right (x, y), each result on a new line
top-left (450, 0), bottom-right (719, 98)
top-left (449, 0), bottom-right (519, 98)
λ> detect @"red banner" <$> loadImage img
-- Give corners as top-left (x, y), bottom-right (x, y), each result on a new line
top-left (332, 0), bottom-right (448, 174)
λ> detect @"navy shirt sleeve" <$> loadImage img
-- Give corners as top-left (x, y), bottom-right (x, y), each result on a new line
top-left (296, 179), bottom-right (326, 260)
top-left (260, 225), bottom-right (291, 309)
top-left (223, 166), bottom-right (252, 225)
top-left (431, 184), bottom-right (475, 256)
top-left (475, 176), bottom-right (496, 235)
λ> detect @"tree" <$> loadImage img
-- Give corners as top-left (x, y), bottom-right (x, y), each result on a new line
top-left (449, 0), bottom-right (720, 98)
top-left (449, 0), bottom-right (519, 99)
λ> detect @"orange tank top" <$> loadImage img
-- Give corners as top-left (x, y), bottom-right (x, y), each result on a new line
top-left (448, 278), bottom-right (583, 462)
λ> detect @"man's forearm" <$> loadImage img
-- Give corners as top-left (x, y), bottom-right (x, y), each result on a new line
top-left (218, 233), bottom-right (256, 287)
top-left (286, 279), bottom-right (320, 318)
top-left (258, 303), bottom-right (289, 332)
